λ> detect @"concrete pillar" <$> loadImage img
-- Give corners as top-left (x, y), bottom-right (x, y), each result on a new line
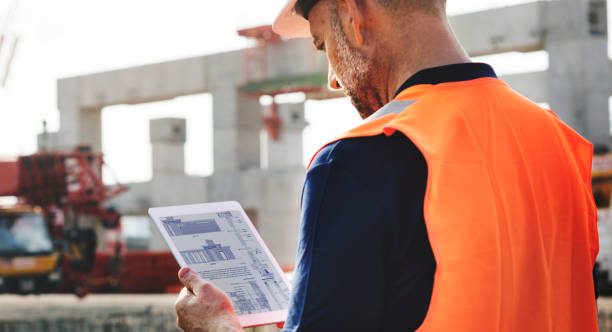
top-left (253, 102), bottom-right (307, 269)
top-left (149, 118), bottom-right (186, 176)
top-left (148, 118), bottom-right (208, 216)
top-left (266, 102), bottom-right (307, 169)
top-left (37, 132), bottom-right (61, 152)
top-left (210, 88), bottom-right (262, 172)
top-left (56, 78), bottom-right (103, 151)
top-left (257, 170), bottom-right (304, 269)
top-left (544, 0), bottom-right (611, 146)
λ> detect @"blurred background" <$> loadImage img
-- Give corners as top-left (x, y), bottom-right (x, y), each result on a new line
top-left (0, 0), bottom-right (611, 331)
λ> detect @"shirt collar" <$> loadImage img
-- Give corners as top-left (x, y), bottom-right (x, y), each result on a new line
top-left (394, 62), bottom-right (497, 97)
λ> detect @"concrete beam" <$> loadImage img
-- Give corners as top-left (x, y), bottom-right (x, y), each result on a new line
top-left (64, 55), bottom-right (210, 109)
top-left (264, 39), bottom-right (328, 79)
top-left (53, 0), bottom-right (612, 147)
top-left (449, 2), bottom-right (546, 56)
top-left (57, 1), bottom-right (553, 112)
top-left (62, 39), bottom-right (327, 111)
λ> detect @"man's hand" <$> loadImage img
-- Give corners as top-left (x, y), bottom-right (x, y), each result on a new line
top-left (174, 267), bottom-right (244, 332)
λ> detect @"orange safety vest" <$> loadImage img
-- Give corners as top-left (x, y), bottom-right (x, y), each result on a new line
top-left (310, 77), bottom-right (599, 331)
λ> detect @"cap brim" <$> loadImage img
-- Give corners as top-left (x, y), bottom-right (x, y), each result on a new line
top-left (273, 0), bottom-right (312, 39)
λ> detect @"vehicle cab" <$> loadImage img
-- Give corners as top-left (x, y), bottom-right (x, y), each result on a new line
top-left (0, 206), bottom-right (61, 293)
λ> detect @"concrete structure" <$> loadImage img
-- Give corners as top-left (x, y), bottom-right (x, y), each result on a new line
top-left (39, 0), bottom-right (611, 268)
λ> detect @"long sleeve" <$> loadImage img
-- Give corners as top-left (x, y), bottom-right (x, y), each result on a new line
top-left (283, 154), bottom-right (387, 331)
top-left (283, 133), bottom-right (435, 332)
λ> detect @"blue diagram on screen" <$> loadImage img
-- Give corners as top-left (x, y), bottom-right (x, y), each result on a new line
top-left (181, 240), bottom-right (236, 264)
top-left (162, 210), bottom-right (290, 315)
top-left (228, 281), bottom-right (272, 314)
top-left (162, 216), bottom-right (221, 236)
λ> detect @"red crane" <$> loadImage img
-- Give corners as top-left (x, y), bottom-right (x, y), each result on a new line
top-left (0, 147), bottom-right (179, 296)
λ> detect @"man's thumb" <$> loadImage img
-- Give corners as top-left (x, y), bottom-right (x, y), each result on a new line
top-left (178, 267), bottom-right (203, 294)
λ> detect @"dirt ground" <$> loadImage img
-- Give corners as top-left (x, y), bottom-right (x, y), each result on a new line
top-left (1, 295), bottom-right (611, 331)
top-left (0, 294), bottom-right (279, 332)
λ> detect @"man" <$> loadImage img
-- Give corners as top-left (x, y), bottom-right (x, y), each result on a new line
top-left (174, 0), bottom-right (600, 331)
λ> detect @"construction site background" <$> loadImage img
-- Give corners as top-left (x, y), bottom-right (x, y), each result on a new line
top-left (1, 0), bottom-right (611, 331)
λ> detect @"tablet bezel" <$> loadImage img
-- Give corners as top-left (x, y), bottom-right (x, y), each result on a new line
top-left (148, 201), bottom-right (290, 328)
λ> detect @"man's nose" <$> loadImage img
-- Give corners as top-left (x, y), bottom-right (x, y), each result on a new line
top-left (328, 66), bottom-right (342, 90)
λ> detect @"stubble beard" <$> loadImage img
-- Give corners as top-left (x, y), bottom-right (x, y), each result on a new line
top-left (330, 12), bottom-right (385, 119)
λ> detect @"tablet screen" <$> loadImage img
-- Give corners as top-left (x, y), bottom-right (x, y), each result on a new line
top-left (158, 208), bottom-right (291, 316)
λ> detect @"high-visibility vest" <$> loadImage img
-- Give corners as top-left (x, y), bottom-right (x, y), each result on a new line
top-left (310, 77), bottom-right (599, 331)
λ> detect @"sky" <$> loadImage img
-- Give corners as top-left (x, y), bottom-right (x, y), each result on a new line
top-left (0, 0), bottom-right (609, 184)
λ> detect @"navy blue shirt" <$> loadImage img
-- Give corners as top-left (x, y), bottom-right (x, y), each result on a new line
top-left (283, 63), bottom-right (497, 332)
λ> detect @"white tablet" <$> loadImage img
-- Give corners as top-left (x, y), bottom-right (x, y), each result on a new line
top-left (148, 201), bottom-right (291, 328)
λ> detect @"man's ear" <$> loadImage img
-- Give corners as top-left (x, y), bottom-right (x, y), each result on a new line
top-left (339, 0), bottom-right (365, 46)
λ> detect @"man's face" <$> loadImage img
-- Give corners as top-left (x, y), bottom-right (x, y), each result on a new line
top-left (308, 0), bottom-right (385, 118)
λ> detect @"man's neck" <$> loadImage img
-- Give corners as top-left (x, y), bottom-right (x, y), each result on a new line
top-left (384, 17), bottom-right (470, 101)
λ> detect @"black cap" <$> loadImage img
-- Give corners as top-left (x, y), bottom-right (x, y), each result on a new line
top-left (296, 0), bottom-right (320, 19)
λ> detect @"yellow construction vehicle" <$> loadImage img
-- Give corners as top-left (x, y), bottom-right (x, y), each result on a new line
top-left (0, 206), bottom-right (61, 294)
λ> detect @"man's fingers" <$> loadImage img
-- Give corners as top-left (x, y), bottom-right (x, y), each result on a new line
top-left (174, 287), bottom-right (191, 310)
top-left (177, 268), bottom-right (226, 307)
top-left (176, 286), bottom-right (191, 302)
top-left (178, 267), bottom-right (207, 295)
top-left (177, 266), bottom-right (191, 282)
top-left (174, 287), bottom-right (193, 331)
